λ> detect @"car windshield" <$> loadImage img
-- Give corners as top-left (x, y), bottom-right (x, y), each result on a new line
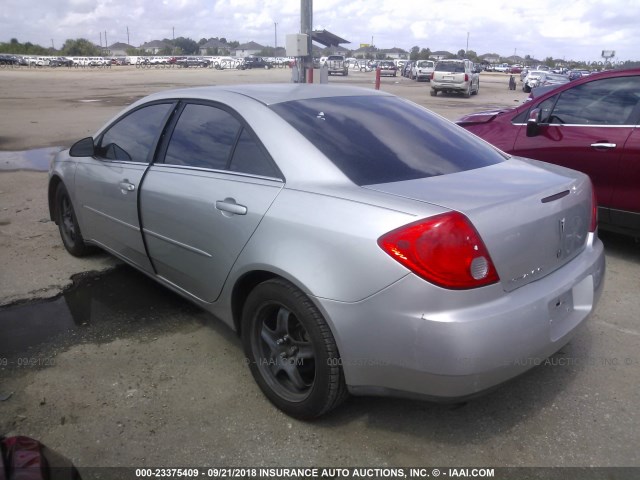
top-left (436, 62), bottom-right (465, 73)
top-left (270, 96), bottom-right (505, 185)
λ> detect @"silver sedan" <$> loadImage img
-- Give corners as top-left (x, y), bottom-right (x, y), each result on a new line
top-left (48, 84), bottom-right (605, 418)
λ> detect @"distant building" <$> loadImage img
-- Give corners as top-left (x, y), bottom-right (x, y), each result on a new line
top-left (199, 38), bottom-right (230, 55)
top-left (108, 42), bottom-right (135, 56)
top-left (352, 45), bottom-right (376, 58)
top-left (320, 45), bottom-right (349, 56)
top-left (480, 54), bottom-right (501, 64)
top-left (431, 51), bottom-right (453, 61)
top-left (381, 47), bottom-right (409, 60)
top-left (233, 41), bottom-right (265, 58)
top-left (140, 40), bottom-right (171, 54)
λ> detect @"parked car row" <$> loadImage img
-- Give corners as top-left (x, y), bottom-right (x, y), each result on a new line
top-left (0, 53), bottom-right (298, 71)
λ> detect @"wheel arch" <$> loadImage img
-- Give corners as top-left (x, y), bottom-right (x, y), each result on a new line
top-left (231, 270), bottom-right (283, 336)
top-left (48, 175), bottom-right (64, 222)
top-left (230, 269), bottom-right (334, 341)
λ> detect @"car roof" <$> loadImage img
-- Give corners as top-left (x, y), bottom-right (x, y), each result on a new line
top-left (139, 84), bottom-right (394, 106)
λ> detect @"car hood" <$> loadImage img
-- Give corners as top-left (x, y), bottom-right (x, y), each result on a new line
top-left (364, 158), bottom-right (593, 292)
top-left (456, 108), bottom-right (515, 125)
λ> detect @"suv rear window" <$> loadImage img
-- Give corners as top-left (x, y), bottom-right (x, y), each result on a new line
top-left (436, 62), bottom-right (465, 73)
top-left (270, 96), bottom-right (505, 185)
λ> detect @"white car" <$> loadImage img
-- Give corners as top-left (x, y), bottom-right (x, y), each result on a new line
top-left (411, 60), bottom-right (435, 81)
top-left (522, 70), bottom-right (547, 92)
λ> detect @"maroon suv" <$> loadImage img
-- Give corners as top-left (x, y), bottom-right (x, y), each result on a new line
top-left (457, 68), bottom-right (640, 236)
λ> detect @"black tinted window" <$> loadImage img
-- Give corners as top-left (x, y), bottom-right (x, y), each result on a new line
top-left (98, 103), bottom-right (172, 163)
top-left (436, 62), bottom-right (465, 73)
top-left (550, 76), bottom-right (640, 125)
top-left (230, 129), bottom-right (279, 177)
top-left (270, 96), bottom-right (505, 185)
top-left (165, 104), bottom-right (241, 169)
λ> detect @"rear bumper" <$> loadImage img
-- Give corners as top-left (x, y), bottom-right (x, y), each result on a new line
top-left (432, 81), bottom-right (469, 92)
top-left (316, 234), bottom-right (605, 400)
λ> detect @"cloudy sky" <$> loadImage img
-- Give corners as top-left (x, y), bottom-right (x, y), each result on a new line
top-left (1, 0), bottom-right (637, 62)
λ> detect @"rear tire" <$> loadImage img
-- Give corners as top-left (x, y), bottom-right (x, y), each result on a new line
top-left (242, 279), bottom-right (348, 419)
top-left (55, 183), bottom-right (94, 257)
top-left (430, 89), bottom-right (437, 96)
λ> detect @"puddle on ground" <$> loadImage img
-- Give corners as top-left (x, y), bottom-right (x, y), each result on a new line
top-left (0, 266), bottom-right (209, 363)
top-left (0, 147), bottom-right (63, 172)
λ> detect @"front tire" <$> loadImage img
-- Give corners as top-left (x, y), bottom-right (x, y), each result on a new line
top-left (242, 279), bottom-right (347, 419)
top-left (55, 183), bottom-right (94, 257)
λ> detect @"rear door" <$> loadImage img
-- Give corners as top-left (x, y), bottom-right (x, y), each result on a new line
top-left (512, 75), bottom-right (640, 210)
top-left (140, 101), bottom-right (283, 303)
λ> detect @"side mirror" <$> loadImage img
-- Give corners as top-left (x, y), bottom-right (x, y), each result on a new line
top-left (69, 137), bottom-right (95, 157)
top-left (526, 108), bottom-right (541, 137)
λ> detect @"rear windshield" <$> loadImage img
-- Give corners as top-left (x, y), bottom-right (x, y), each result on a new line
top-left (270, 96), bottom-right (505, 185)
top-left (436, 62), bottom-right (465, 73)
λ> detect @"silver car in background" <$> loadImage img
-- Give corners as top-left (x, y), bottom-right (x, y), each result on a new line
top-left (49, 84), bottom-right (605, 418)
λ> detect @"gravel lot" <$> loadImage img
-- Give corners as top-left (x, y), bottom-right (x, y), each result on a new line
top-left (0, 66), bottom-right (639, 470)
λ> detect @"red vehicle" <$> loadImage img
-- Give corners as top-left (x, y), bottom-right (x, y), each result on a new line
top-left (457, 68), bottom-right (640, 236)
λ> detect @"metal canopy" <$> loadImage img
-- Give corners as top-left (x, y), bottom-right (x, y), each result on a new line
top-left (311, 30), bottom-right (350, 47)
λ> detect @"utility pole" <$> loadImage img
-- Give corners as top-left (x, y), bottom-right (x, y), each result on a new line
top-left (466, 32), bottom-right (469, 53)
top-left (300, 0), bottom-right (313, 83)
top-left (127, 26), bottom-right (130, 45)
top-left (172, 27), bottom-right (175, 41)
top-left (100, 32), bottom-right (102, 48)
top-left (105, 30), bottom-right (108, 49)
top-left (274, 21), bottom-right (278, 49)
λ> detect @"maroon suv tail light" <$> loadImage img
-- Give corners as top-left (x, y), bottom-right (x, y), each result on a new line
top-left (378, 212), bottom-right (500, 290)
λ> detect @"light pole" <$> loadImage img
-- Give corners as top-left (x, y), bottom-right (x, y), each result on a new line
top-left (274, 21), bottom-right (278, 49)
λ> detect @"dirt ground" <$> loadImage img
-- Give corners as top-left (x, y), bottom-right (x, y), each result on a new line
top-left (1, 66), bottom-right (639, 471)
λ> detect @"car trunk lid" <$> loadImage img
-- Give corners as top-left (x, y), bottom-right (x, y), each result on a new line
top-left (365, 158), bottom-right (593, 292)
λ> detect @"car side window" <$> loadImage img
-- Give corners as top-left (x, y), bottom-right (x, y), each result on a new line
top-left (229, 128), bottom-right (279, 178)
top-left (97, 103), bottom-right (173, 163)
top-left (537, 95), bottom-right (559, 124)
top-left (165, 104), bottom-right (241, 169)
top-left (549, 76), bottom-right (640, 125)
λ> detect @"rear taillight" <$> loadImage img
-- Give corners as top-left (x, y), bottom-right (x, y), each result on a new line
top-left (464, 73), bottom-right (469, 82)
top-left (590, 183), bottom-right (598, 232)
top-left (431, 72), bottom-right (434, 80)
top-left (378, 212), bottom-right (500, 290)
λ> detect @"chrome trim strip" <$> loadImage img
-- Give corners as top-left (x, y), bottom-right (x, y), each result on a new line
top-left (83, 205), bottom-right (140, 231)
top-left (143, 228), bottom-right (213, 258)
top-left (512, 122), bottom-right (637, 128)
top-left (149, 163), bottom-right (284, 182)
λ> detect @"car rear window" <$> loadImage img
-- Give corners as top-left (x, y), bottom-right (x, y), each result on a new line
top-left (270, 96), bottom-right (505, 185)
top-left (436, 62), bottom-right (465, 73)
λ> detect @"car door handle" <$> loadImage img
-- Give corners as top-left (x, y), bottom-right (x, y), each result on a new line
top-left (215, 199), bottom-right (247, 216)
top-left (119, 181), bottom-right (136, 193)
top-left (590, 142), bottom-right (617, 150)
